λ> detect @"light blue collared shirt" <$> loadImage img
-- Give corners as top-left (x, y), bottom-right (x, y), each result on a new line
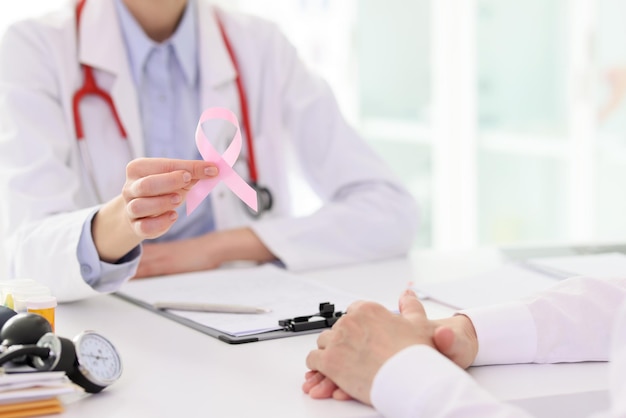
top-left (77, 0), bottom-right (214, 288)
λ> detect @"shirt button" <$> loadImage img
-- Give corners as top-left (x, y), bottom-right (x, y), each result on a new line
top-left (80, 264), bottom-right (92, 276)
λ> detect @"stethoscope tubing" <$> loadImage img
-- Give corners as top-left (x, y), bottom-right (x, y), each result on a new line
top-left (214, 10), bottom-right (260, 186)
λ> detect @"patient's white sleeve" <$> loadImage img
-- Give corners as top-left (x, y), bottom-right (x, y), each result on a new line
top-left (462, 277), bottom-right (626, 365)
top-left (370, 277), bottom-right (626, 418)
top-left (371, 345), bottom-right (532, 418)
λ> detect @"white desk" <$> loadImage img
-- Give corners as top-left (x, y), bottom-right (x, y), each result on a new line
top-left (54, 250), bottom-right (610, 417)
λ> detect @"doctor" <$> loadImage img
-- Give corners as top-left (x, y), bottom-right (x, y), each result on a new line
top-left (0, 0), bottom-right (418, 302)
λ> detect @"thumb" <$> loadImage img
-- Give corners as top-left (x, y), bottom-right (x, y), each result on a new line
top-left (398, 289), bottom-right (427, 322)
top-left (433, 326), bottom-right (455, 355)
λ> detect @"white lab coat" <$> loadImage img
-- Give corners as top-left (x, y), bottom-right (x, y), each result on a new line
top-left (0, 0), bottom-right (418, 302)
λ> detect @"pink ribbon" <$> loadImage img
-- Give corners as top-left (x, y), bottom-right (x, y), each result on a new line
top-left (186, 107), bottom-right (258, 215)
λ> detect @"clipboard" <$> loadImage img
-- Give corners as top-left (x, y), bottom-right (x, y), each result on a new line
top-left (114, 265), bottom-right (360, 344)
top-left (115, 292), bottom-right (343, 344)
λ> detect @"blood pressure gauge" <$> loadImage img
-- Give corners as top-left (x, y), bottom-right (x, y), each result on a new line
top-left (34, 331), bottom-right (123, 393)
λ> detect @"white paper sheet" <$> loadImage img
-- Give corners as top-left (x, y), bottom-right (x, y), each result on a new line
top-left (413, 263), bottom-right (560, 310)
top-left (524, 252), bottom-right (626, 279)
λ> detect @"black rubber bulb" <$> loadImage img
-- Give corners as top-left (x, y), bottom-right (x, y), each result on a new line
top-left (0, 306), bottom-right (17, 331)
top-left (0, 313), bottom-right (53, 347)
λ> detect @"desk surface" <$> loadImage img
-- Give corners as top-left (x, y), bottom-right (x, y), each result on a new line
top-left (54, 250), bottom-right (610, 418)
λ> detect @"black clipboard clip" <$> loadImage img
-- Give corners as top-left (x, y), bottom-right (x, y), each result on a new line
top-left (278, 302), bottom-right (344, 332)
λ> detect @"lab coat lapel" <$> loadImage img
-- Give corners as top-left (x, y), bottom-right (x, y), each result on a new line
top-left (78, 0), bottom-right (145, 159)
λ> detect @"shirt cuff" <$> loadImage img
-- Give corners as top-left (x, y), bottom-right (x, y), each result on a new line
top-left (77, 210), bottom-right (141, 292)
top-left (371, 345), bottom-right (471, 418)
top-left (460, 302), bottom-right (537, 366)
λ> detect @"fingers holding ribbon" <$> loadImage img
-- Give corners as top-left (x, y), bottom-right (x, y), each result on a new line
top-left (122, 158), bottom-right (219, 239)
top-left (120, 107), bottom-right (259, 241)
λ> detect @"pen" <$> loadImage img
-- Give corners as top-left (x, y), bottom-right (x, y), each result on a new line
top-left (153, 301), bottom-right (271, 314)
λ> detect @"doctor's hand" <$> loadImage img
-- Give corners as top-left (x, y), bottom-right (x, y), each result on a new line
top-left (133, 227), bottom-right (277, 278)
top-left (303, 290), bottom-right (478, 404)
top-left (92, 158), bottom-right (218, 263)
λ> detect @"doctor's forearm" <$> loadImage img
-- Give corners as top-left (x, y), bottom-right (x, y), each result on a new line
top-left (206, 228), bottom-right (277, 265)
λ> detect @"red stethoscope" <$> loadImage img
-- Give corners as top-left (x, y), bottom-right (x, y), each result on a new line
top-left (72, 0), bottom-right (272, 217)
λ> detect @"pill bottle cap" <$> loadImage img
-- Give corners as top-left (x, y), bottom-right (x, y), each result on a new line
top-left (25, 295), bottom-right (57, 309)
top-left (12, 286), bottom-right (52, 299)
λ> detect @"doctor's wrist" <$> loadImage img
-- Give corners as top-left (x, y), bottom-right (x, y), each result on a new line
top-left (93, 196), bottom-right (142, 263)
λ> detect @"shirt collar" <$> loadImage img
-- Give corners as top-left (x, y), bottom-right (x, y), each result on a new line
top-left (114, 0), bottom-right (198, 86)
top-left (169, 1), bottom-right (198, 85)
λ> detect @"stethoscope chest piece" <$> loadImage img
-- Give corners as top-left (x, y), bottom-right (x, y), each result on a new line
top-left (245, 183), bottom-right (273, 218)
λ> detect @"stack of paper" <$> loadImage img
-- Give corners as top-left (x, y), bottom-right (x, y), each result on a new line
top-left (0, 371), bottom-right (79, 418)
top-left (414, 252), bottom-right (626, 310)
